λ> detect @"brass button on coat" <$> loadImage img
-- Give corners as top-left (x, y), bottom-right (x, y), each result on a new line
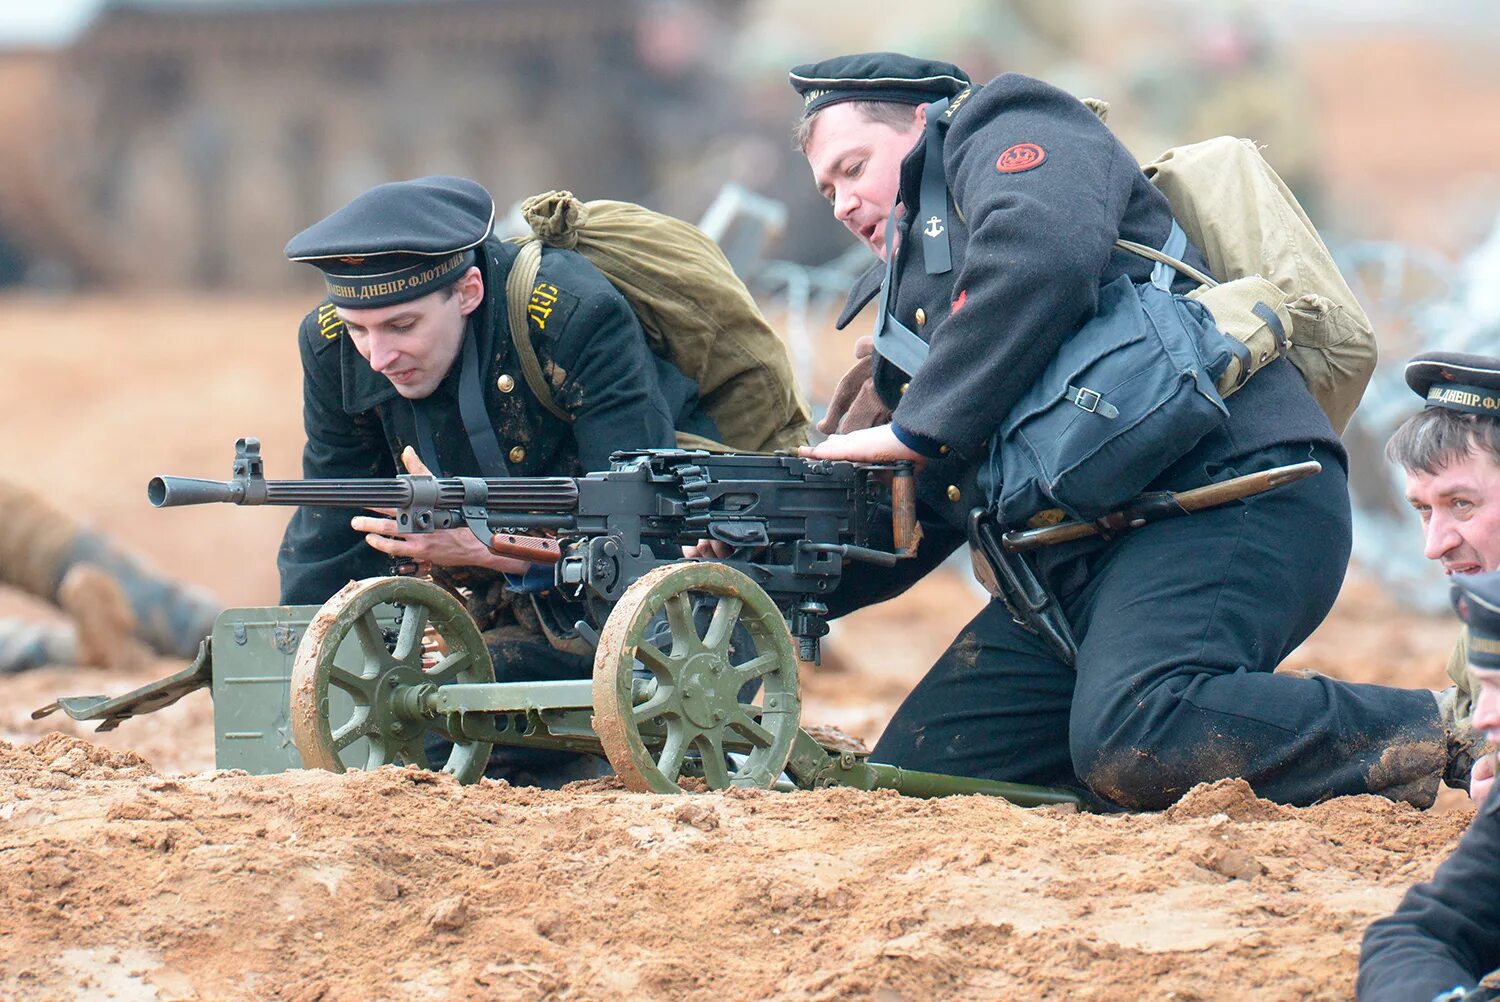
top-left (899, 382), bottom-right (910, 395)
top-left (946, 485), bottom-right (961, 502)
top-left (939, 445), bottom-right (951, 456)
top-left (508, 446), bottom-right (526, 464)
top-left (496, 374), bottom-right (515, 393)
top-left (914, 307), bottom-right (927, 326)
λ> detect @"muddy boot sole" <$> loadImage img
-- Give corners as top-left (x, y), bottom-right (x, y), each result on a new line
top-left (57, 564), bottom-right (155, 672)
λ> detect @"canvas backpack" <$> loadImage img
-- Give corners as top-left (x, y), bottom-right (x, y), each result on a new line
top-left (501, 190), bottom-right (810, 454)
top-left (1122, 132), bottom-right (1377, 435)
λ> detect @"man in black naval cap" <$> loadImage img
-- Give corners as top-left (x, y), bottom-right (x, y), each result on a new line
top-left (786, 52), bottom-right (1468, 810)
top-left (281, 175), bottom-right (716, 785)
top-left (1359, 570), bottom-right (1500, 1002)
top-left (1387, 351), bottom-right (1500, 803)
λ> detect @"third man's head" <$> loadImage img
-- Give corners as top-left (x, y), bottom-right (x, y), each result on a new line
top-left (1388, 352), bottom-right (1500, 575)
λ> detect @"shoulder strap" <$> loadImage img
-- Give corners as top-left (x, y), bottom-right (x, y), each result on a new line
top-left (870, 212), bottom-right (932, 376)
top-left (1114, 224), bottom-right (1218, 290)
top-left (504, 239), bottom-right (573, 423)
top-left (917, 96), bottom-right (953, 275)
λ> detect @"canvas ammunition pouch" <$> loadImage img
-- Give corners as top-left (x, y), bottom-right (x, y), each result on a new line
top-left (977, 223), bottom-right (1241, 526)
top-left (503, 191), bottom-right (811, 454)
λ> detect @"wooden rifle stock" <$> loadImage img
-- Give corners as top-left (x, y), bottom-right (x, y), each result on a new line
top-left (1001, 461), bottom-right (1322, 553)
top-left (488, 533), bottom-right (563, 565)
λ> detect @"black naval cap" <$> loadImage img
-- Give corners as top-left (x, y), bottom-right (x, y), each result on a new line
top-left (285, 175), bottom-right (495, 309)
top-left (1405, 351), bottom-right (1500, 419)
top-left (1452, 570), bottom-right (1500, 671)
top-left (788, 52), bottom-right (970, 118)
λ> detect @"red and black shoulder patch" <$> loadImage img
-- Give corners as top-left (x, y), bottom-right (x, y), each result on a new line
top-left (996, 143), bottom-right (1046, 174)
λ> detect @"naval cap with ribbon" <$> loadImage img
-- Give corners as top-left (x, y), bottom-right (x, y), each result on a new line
top-left (1452, 570), bottom-right (1500, 671)
top-left (1405, 350), bottom-right (1500, 419)
top-left (285, 175), bottom-right (495, 309)
top-left (789, 51), bottom-right (970, 118)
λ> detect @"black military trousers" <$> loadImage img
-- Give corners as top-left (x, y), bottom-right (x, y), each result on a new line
top-left (871, 442), bottom-right (1446, 810)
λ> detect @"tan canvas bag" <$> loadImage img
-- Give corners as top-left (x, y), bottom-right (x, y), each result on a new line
top-left (502, 190), bottom-right (810, 454)
top-left (1138, 136), bottom-right (1377, 434)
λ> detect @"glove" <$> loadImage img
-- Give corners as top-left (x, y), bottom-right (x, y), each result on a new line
top-left (818, 336), bottom-right (892, 435)
top-left (1437, 685), bottom-right (1494, 790)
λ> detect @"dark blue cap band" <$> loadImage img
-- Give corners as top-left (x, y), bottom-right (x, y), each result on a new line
top-left (1426, 383), bottom-right (1500, 417)
top-left (322, 249), bottom-right (474, 308)
top-left (1452, 571), bottom-right (1500, 670)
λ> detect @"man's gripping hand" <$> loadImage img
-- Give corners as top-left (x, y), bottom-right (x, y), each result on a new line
top-left (349, 446), bottom-right (534, 576)
top-left (799, 424), bottom-right (924, 464)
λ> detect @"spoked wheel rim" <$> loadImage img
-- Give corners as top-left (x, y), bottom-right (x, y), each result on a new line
top-left (290, 576), bottom-right (495, 783)
top-left (592, 562), bottom-right (801, 794)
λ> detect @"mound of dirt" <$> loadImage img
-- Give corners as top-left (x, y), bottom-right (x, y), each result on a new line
top-left (1163, 777), bottom-right (1292, 823)
top-left (0, 750), bottom-right (1474, 1000)
top-left (0, 733), bottom-right (154, 785)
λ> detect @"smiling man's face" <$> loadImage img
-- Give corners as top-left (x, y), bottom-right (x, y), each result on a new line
top-left (1405, 445), bottom-right (1500, 575)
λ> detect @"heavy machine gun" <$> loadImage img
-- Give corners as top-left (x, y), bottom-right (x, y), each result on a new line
top-left (41, 439), bottom-right (1083, 807)
top-left (147, 438), bottom-right (926, 664)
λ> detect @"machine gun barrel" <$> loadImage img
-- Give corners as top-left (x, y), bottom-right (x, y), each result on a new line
top-left (147, 476), bottom-right (246, 507)
top-left (149, 474), bottom-right (580, 514)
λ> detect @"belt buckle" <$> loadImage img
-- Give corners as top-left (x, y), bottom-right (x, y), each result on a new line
top-left (1073, 386), bottom-right (1101, 413)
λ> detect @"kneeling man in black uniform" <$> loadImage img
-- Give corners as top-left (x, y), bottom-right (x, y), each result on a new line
top-left (789, 52), bottom-right (1480, 809)
top-left (279, 176), bottom-right (717, 785)
top-left (1359, 570), bottom-right (1500, 1001)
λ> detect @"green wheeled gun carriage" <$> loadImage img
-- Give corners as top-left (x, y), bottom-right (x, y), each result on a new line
top-left (34, 439), bottom-right (1086, 808)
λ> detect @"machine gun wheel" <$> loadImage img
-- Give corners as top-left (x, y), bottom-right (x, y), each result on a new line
top-left (592, 562), bottom-right (801, 794)
top-left (290, 576), bottom-right (495, 783)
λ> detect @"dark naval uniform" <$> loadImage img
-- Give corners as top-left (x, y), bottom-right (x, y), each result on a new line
top-left (279, 234), bottom-right (711, 603)
top-left (279, 176), bottom-right (714, 785)
top-left (794, 55), bottom-right (1447, 809)
top-left (1359, 572), bottom-right (1500, 1002)
top-left (1359, 793), bottom-right (1500, 1001)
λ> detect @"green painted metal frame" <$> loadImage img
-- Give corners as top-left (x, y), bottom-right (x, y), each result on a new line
top-left (36, 601), bottom-right (1087, 810)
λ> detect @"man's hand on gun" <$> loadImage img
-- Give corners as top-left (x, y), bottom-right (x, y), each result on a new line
top-left (349, 446), bottom-right (536, 576)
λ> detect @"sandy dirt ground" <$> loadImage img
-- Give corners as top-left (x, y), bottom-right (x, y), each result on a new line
top-left (0, 295), bottom-right (1481, 1000)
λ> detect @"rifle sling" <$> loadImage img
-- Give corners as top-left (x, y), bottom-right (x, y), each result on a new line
top-left (411, 399), bottom-right (444, 477)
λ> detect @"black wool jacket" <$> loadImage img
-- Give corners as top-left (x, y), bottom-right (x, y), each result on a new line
top-left (1358, 791), bottom-right (1500, 1001)
top-left (838, 72), bottom-right (1341, 532)
top-left (824, 72), bottom-right (1346, 615)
